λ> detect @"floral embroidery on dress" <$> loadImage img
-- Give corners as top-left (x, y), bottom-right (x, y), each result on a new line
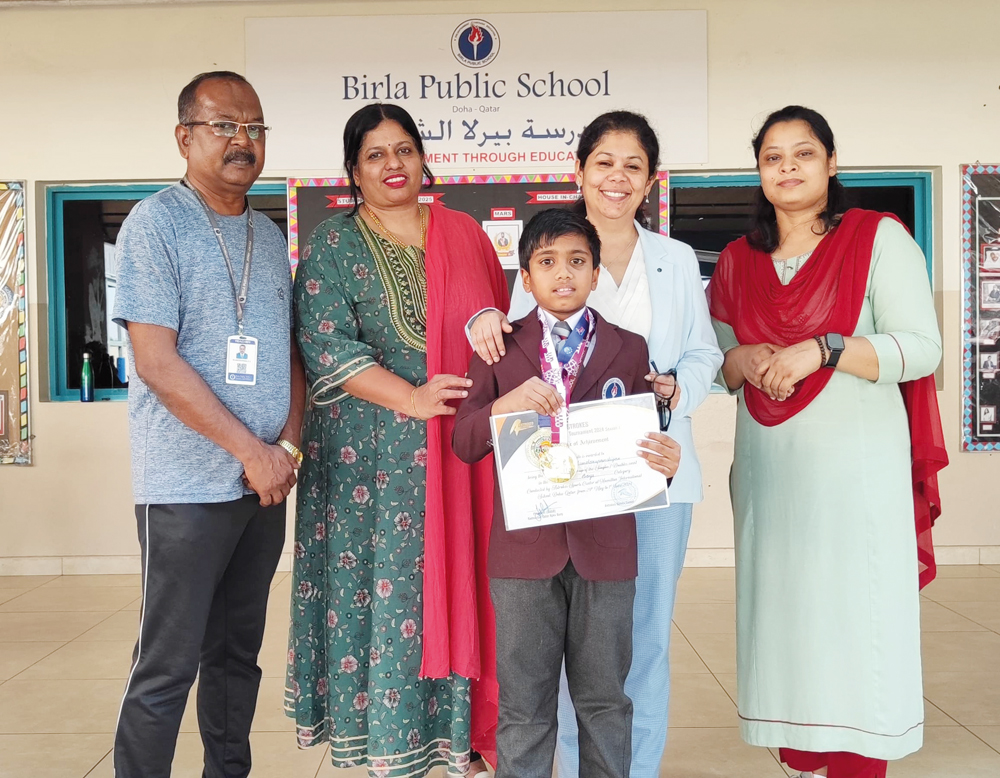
top-left (285, 214), bottom-right (470, 778)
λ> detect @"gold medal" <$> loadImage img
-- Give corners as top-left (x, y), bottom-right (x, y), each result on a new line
top-left (543, 444), bottom-right (578, 483)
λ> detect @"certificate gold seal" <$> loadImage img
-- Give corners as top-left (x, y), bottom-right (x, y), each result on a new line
top-left (525, 429), bottom-right (552, 469)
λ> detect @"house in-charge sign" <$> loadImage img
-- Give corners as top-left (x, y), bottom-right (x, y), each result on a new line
top-left (246, 11), bottom-right (707, 172)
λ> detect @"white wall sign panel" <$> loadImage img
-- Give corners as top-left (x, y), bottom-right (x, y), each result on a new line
top-left (245, 11), bottom-right (707, 172)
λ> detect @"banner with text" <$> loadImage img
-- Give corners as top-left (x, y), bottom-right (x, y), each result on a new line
top-left (246, 11), bottom-right (707, 172)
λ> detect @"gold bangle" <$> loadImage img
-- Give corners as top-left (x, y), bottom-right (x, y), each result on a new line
top-left (410, 387), bottom-right (418, 417)
top-left (277, 438), bottom-right (303, 465)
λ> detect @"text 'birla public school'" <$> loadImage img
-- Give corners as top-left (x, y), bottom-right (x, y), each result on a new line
top-left (342, 70), bottom-right (612, 101)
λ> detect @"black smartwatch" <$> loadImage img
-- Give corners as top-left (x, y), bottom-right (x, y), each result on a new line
top-left (824, 333), bottom-right (845, 369)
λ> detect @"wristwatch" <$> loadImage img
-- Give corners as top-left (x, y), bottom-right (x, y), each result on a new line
top-left (278, 438), bottom-right (304, 465)
top-left (824, 333), bottom-right (845, 369)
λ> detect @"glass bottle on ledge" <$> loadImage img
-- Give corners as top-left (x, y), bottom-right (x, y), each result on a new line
top-left (80, 352), bottom-right (94, 402)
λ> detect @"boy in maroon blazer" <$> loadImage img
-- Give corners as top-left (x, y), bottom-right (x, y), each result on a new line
top-left (453, 209), bottom-right (681, 778)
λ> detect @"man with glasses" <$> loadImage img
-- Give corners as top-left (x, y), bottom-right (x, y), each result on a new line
top-left (111, 71), bottom-right (305, 778)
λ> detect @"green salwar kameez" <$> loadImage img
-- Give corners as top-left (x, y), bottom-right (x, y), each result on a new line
top-left (285, 214), bottom-right (471, 777)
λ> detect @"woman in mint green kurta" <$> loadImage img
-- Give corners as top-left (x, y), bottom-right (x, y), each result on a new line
top-left (709, 108), bottom-right (942, 778)
top-left (284, 213), bottom-right (471, 777)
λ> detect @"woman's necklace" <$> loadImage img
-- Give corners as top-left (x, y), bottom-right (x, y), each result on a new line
top-left (365, 203), bottom-right (427, 250)
top-left (601, 230), bottom-right (638, 272)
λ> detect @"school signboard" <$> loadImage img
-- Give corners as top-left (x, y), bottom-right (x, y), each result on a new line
top-left (246, 11), bottom-right (707, 172)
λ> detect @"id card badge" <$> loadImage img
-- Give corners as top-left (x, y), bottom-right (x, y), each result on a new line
top-left (226, 335), bottom-right (259, 386)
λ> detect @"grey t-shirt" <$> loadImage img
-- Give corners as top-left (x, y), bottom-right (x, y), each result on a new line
top-left (113, 183), bottom-right (292, 504)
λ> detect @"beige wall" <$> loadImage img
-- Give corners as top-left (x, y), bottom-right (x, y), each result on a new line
top-left (0, 0), bottom-right (997, 573)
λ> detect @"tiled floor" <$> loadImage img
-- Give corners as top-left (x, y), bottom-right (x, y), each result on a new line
top-left (1, 566), bottom-right (998, 777)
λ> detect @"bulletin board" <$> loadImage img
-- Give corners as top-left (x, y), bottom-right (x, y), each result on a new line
top-left (287, 172), bottom-right (670, 290)
top-left (0, 182), bottom-right (29, 465)
top-left (961, 164), bottom-right (1000, 451)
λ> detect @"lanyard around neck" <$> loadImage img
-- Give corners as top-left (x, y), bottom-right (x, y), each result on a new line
top-left (538, 308), bottom-right (594, 444)
top-left (182, 178), bottom-right (255, 333)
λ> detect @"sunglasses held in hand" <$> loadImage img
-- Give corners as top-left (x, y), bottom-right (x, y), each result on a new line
top-left (650, 362), bottom-right (677, 432)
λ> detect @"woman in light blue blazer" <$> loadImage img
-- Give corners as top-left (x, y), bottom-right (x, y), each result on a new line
top-left (469, 111), bottom-right (723, 778)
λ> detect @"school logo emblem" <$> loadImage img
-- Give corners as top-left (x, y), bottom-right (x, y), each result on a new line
top-left (452, 19), bottom-right (500, 68)
top-left (602, 378), bottom-right (626, 399)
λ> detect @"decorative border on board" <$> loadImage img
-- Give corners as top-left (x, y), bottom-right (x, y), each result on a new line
top-left (960, 164), bottom-right (1000, 451)
top-left (286, 171), bottom-right (670, 275)
top-left (0, 182), bottom-right (28, 465)
top-left (287, 176), bottom-right (348, 273)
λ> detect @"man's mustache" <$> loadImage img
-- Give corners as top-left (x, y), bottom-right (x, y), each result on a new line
top-left (224, 148), bottom-right (257, 166)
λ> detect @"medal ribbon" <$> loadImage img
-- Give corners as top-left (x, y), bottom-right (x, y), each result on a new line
top-left (538, 308), bottom-right (594, 444)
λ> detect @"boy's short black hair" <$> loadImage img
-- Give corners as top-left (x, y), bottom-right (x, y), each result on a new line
top-left (519, 208), bottom-right (601, 270)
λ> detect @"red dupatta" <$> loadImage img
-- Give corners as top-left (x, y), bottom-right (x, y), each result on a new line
top-left (422, 203), bottom-right (507, 762)
top-left (707, 208), bottom-right (947, 588)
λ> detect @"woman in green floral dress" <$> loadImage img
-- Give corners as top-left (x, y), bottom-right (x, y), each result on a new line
top-left (285, 105), bottom-right (507, 777)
